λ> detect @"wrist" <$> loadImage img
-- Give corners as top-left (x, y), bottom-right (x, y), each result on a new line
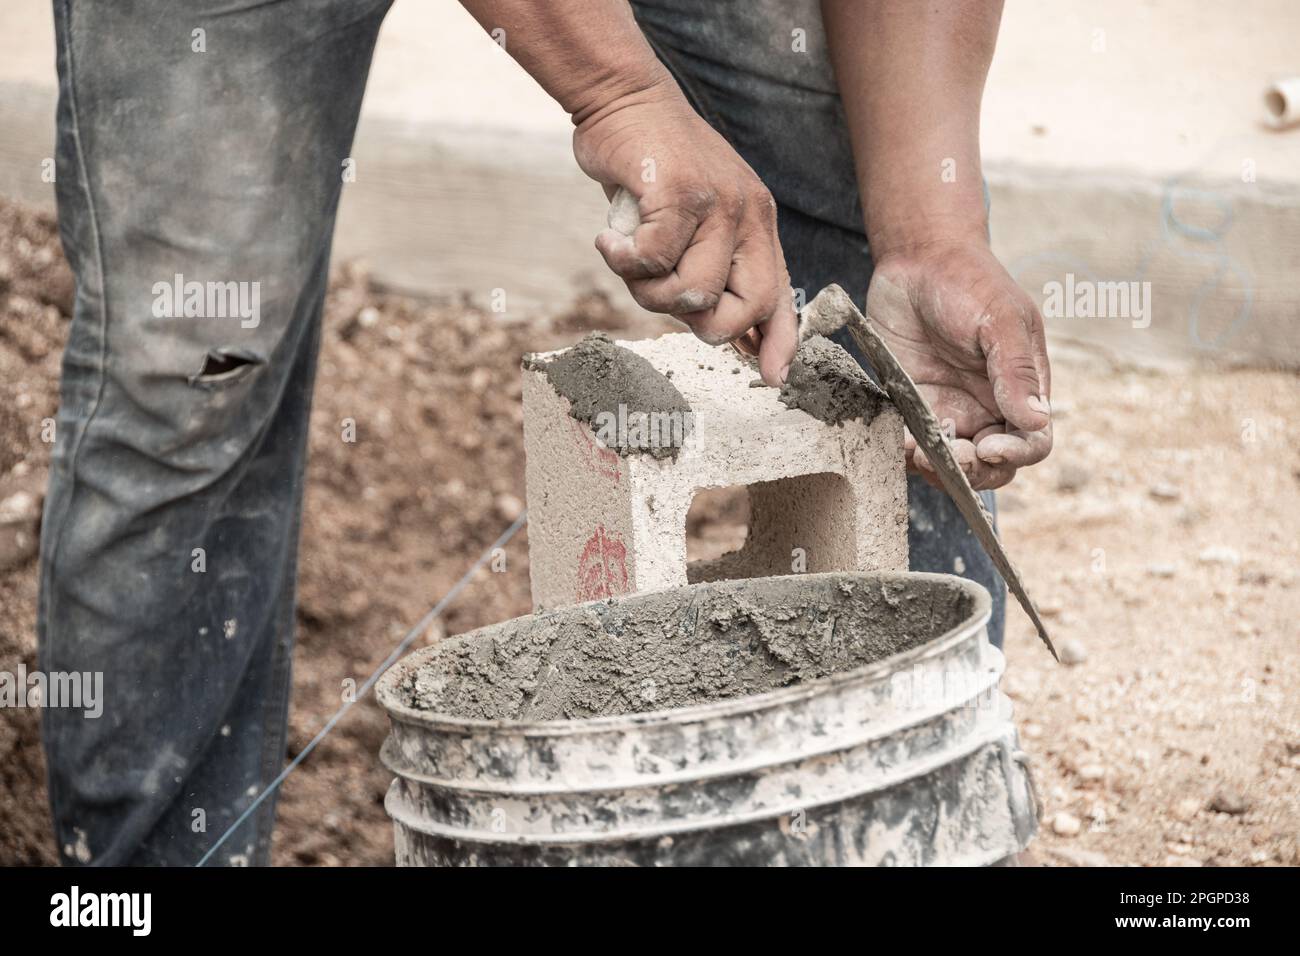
top-left (860, 148), bottom-right (990, 259)
top-left (563, 52), bottom-right (678, 127)
top-left (867, 212), bottom-right (990, 262)
top-left (569, 71), bottom-right (697, 186)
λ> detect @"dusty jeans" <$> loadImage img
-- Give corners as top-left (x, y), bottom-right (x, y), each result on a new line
top-left (41, 0), bottom-right (1003, 867)
top-left (42, 0), bottom-right (393, 866)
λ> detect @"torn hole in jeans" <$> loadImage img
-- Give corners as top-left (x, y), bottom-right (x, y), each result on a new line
top-left (190, 348), bottom-right (265, 386)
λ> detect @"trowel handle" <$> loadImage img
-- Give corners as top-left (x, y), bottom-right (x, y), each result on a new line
top-left (606, 186), bottom-right (641, 237)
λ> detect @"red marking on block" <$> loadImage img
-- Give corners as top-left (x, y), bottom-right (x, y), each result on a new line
top-left (576, 525), bottom-right (629, 602)
top-left (570, 418), bottom-right (620, 485)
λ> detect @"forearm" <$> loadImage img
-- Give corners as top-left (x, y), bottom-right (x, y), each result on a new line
top-left (820, 0), bottom-right (1003, 256)
top-left (460, 0), bottom-right (799, 381)
top-left (458, 0), bottom-right (675, 123)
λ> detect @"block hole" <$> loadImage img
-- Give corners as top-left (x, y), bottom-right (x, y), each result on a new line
top-left (686, 472), bottom-right (856, 585)
top-left (685, 484), bottom-right (750, 567)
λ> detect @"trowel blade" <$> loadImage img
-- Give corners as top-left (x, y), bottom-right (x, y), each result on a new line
top-left (800, 285), bottom-right (1058, 661)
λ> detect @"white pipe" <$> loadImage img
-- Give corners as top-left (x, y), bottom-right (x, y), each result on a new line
top-left (1263, 76), bottom-right (1300, 130)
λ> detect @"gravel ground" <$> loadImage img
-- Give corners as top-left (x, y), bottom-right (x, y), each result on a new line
top-left (997, 353), bottom-right (1300, 867)
top-left (0, 198), bottom-right (1295, 867)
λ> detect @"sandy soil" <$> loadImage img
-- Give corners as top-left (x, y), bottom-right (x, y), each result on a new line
top-left (0, 198), bottom-right (1295, 867)
top-left (997, 350), bottom-right (1300, 867)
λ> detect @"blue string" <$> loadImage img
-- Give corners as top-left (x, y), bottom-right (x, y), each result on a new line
top-left (195, 510), bottom-right (528, 867)
top-left (1007, 142), bottom-right (1256, 352)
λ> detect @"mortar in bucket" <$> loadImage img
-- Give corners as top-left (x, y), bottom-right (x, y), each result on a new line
top-left (376, 570), bottom-right (1038, 866)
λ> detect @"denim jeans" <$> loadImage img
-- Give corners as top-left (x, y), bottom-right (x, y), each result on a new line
top-left (41, 0), bottom-right (1002, 867)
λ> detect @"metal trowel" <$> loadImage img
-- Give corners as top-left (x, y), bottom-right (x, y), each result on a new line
top-left (799, 285), bottom-right (1056, 661)
top-left (605, 187), bottom-right (1056, 660)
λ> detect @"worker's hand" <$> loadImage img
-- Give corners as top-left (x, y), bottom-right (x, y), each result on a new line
top-left (572, 80), bottom-right (798, 387)
top-left (866, 237), bottom-right (1052, 491)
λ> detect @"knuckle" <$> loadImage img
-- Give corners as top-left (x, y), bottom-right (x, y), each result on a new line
top-left (685, 319), bottom-right (734, 347)
top-left (668, 186), bottom-right (716, 218)
top-left (747, 185), bottom-right (777, 223)
top-left (635, 249), bottom-right (677, 278)
top-left (629, 284), bottom-right (673, 312)
top-left (711, 188), bottom-right (744, 222)
top-left (631, 281), bottom-right (718, 315)
top-left (601, 242), bottom-right (649, 279)
top-left (673, 288), bottom-right (718, 313)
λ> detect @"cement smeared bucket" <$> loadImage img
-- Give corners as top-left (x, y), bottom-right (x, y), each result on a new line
top-left (376, 571), bottom-right (1038, 866)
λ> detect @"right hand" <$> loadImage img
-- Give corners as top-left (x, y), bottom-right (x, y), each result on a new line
top-left (572, 80), bottom-right (798, 387)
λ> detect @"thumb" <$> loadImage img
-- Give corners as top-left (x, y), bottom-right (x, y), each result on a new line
top-left (977, 298), bottom-right (1051, 432)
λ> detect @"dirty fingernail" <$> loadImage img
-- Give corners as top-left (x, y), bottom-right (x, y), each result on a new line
top-left (779, 364), bottom-right (790, 384)
top-left (1027, 395), bottom-right (1051, 417)
top-left (982, 454), bottom-right (1006, 465)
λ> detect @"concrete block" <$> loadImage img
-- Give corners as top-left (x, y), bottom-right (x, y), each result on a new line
top-left (522, 333), bottom-right (907, 609)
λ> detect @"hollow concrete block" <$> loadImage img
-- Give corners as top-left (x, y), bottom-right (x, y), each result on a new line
top-left (521, 332), bottom-right (907, 609)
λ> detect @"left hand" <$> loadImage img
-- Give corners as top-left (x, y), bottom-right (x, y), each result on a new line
top-left (865, 237), bottom-right (1052, 491)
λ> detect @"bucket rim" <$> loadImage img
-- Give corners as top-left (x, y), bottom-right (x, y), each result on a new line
top-left (375, 570), bottom-right (992, 736)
